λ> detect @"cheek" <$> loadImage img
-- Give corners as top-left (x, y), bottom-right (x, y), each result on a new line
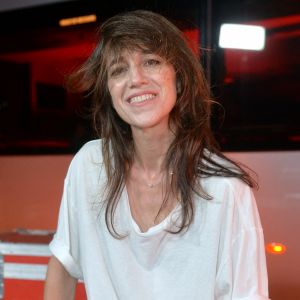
top-left (108, 88), bottom-right (125, 118)
top-left (107, 82), bottom-right (118, 108)
top-left (108, 79), bottom-right (124, 99)
top-left (163, 68), bottom-right (177, 89)
top-left (165, 75), bottom-right (177, 98)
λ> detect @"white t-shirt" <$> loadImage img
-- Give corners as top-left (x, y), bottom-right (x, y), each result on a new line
top-left (50, 140), bottom-right (269, 300)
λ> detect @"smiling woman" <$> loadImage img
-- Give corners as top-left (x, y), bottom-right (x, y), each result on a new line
top-left (44, 10), bottom-right (269, 300)
top-left (107, 50), bottom-right (177, 131)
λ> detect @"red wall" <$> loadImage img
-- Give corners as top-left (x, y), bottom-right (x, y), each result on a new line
top-left (0, 155), bottom-right (72, 232)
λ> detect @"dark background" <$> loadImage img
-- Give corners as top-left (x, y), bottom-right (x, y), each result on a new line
top-left (0, 0), bottom-right (299, 153)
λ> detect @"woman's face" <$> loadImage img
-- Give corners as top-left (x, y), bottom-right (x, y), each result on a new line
top-left (107, 49), bottom-right (177, 132)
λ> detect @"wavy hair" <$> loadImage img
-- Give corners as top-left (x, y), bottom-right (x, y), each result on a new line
top-left (68, 10), bottom-right (256, 237)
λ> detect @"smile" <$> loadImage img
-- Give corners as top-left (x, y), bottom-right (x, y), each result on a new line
top-left (128, 93), bottom-right (156, 104)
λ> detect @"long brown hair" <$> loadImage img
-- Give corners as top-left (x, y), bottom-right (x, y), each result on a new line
top-left (68, 10), bottom-right (256, 237)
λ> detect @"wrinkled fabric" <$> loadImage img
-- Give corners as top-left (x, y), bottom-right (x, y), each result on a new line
top-left (50, 140), bottom-right (269, 300)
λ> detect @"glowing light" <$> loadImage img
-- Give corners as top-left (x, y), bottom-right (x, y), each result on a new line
top-left (59, 14), bottom-right (97, 27)
top-left (274, 245), bottom-right (283, 252)
top-left (219, 24), bottom-right (266, 51)
top-left (266, 242), bottom-right (287, 255)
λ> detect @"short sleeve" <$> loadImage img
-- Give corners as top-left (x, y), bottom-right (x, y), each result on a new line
top-left (215, 181), bottom-right (270, 300)
top-left (49, 175), bottom-right (83, 279)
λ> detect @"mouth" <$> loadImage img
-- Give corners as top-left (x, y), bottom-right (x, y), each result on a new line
top-left (127, 93), bottom-right (156, 104)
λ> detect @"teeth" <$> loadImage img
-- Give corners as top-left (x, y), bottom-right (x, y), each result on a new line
top-left (129, 94), bottom-right (155, 104)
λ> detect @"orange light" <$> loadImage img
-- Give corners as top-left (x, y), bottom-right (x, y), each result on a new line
top-left (266, 242), bottom-right (287, 255)
top-left (59, 14), bottom-right (97, 27)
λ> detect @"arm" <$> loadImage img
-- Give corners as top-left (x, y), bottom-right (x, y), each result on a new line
top-left (44, 256), bottom-right (77, 300)
top-left (215, 181), bottom-right (269, 299)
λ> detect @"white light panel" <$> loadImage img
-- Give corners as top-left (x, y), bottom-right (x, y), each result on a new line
top-left (219, 24), bottom-right (266, 51)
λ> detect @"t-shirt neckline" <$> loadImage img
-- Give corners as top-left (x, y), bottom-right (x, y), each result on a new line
top-left (122, 186), bottom-right (180, 237)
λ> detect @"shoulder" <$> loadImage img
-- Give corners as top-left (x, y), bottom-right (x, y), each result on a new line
top-left (201, 175), bottom-right (261, 230)
top-left (66, 139), bottom-right (104, 181)
top-left (203, 149), bottom-right (240, 172)
top-left (74, 139), bottom-right (103, 162)
top-left (201, 150), bottom-right (249, 194)
top-left (202, 175), bottom-right (250, 202)
top-left (70, 139), bottom-right (102, 167)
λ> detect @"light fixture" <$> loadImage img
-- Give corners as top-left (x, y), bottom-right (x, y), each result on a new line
top-left (266, 242), bottom-right (287, 255)
top-left (219, 23), bottom-right (266, 51)
top-left (59, 14), bottom-right (97, 27)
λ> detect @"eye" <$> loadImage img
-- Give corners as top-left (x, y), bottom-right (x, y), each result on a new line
top-left (144, 58), bottom-right (161, 67)
top-left (109, 65), bottom-right (127, 77)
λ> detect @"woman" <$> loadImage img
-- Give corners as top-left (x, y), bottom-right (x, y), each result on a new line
top-left (44, 10), bottom-right (269, 300)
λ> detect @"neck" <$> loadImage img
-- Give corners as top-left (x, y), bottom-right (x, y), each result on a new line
top-left (131, 126), bottom-right (174, 174)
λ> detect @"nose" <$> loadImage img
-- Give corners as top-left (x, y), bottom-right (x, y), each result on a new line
top-left (128, 65), bottom-right (147, 87)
